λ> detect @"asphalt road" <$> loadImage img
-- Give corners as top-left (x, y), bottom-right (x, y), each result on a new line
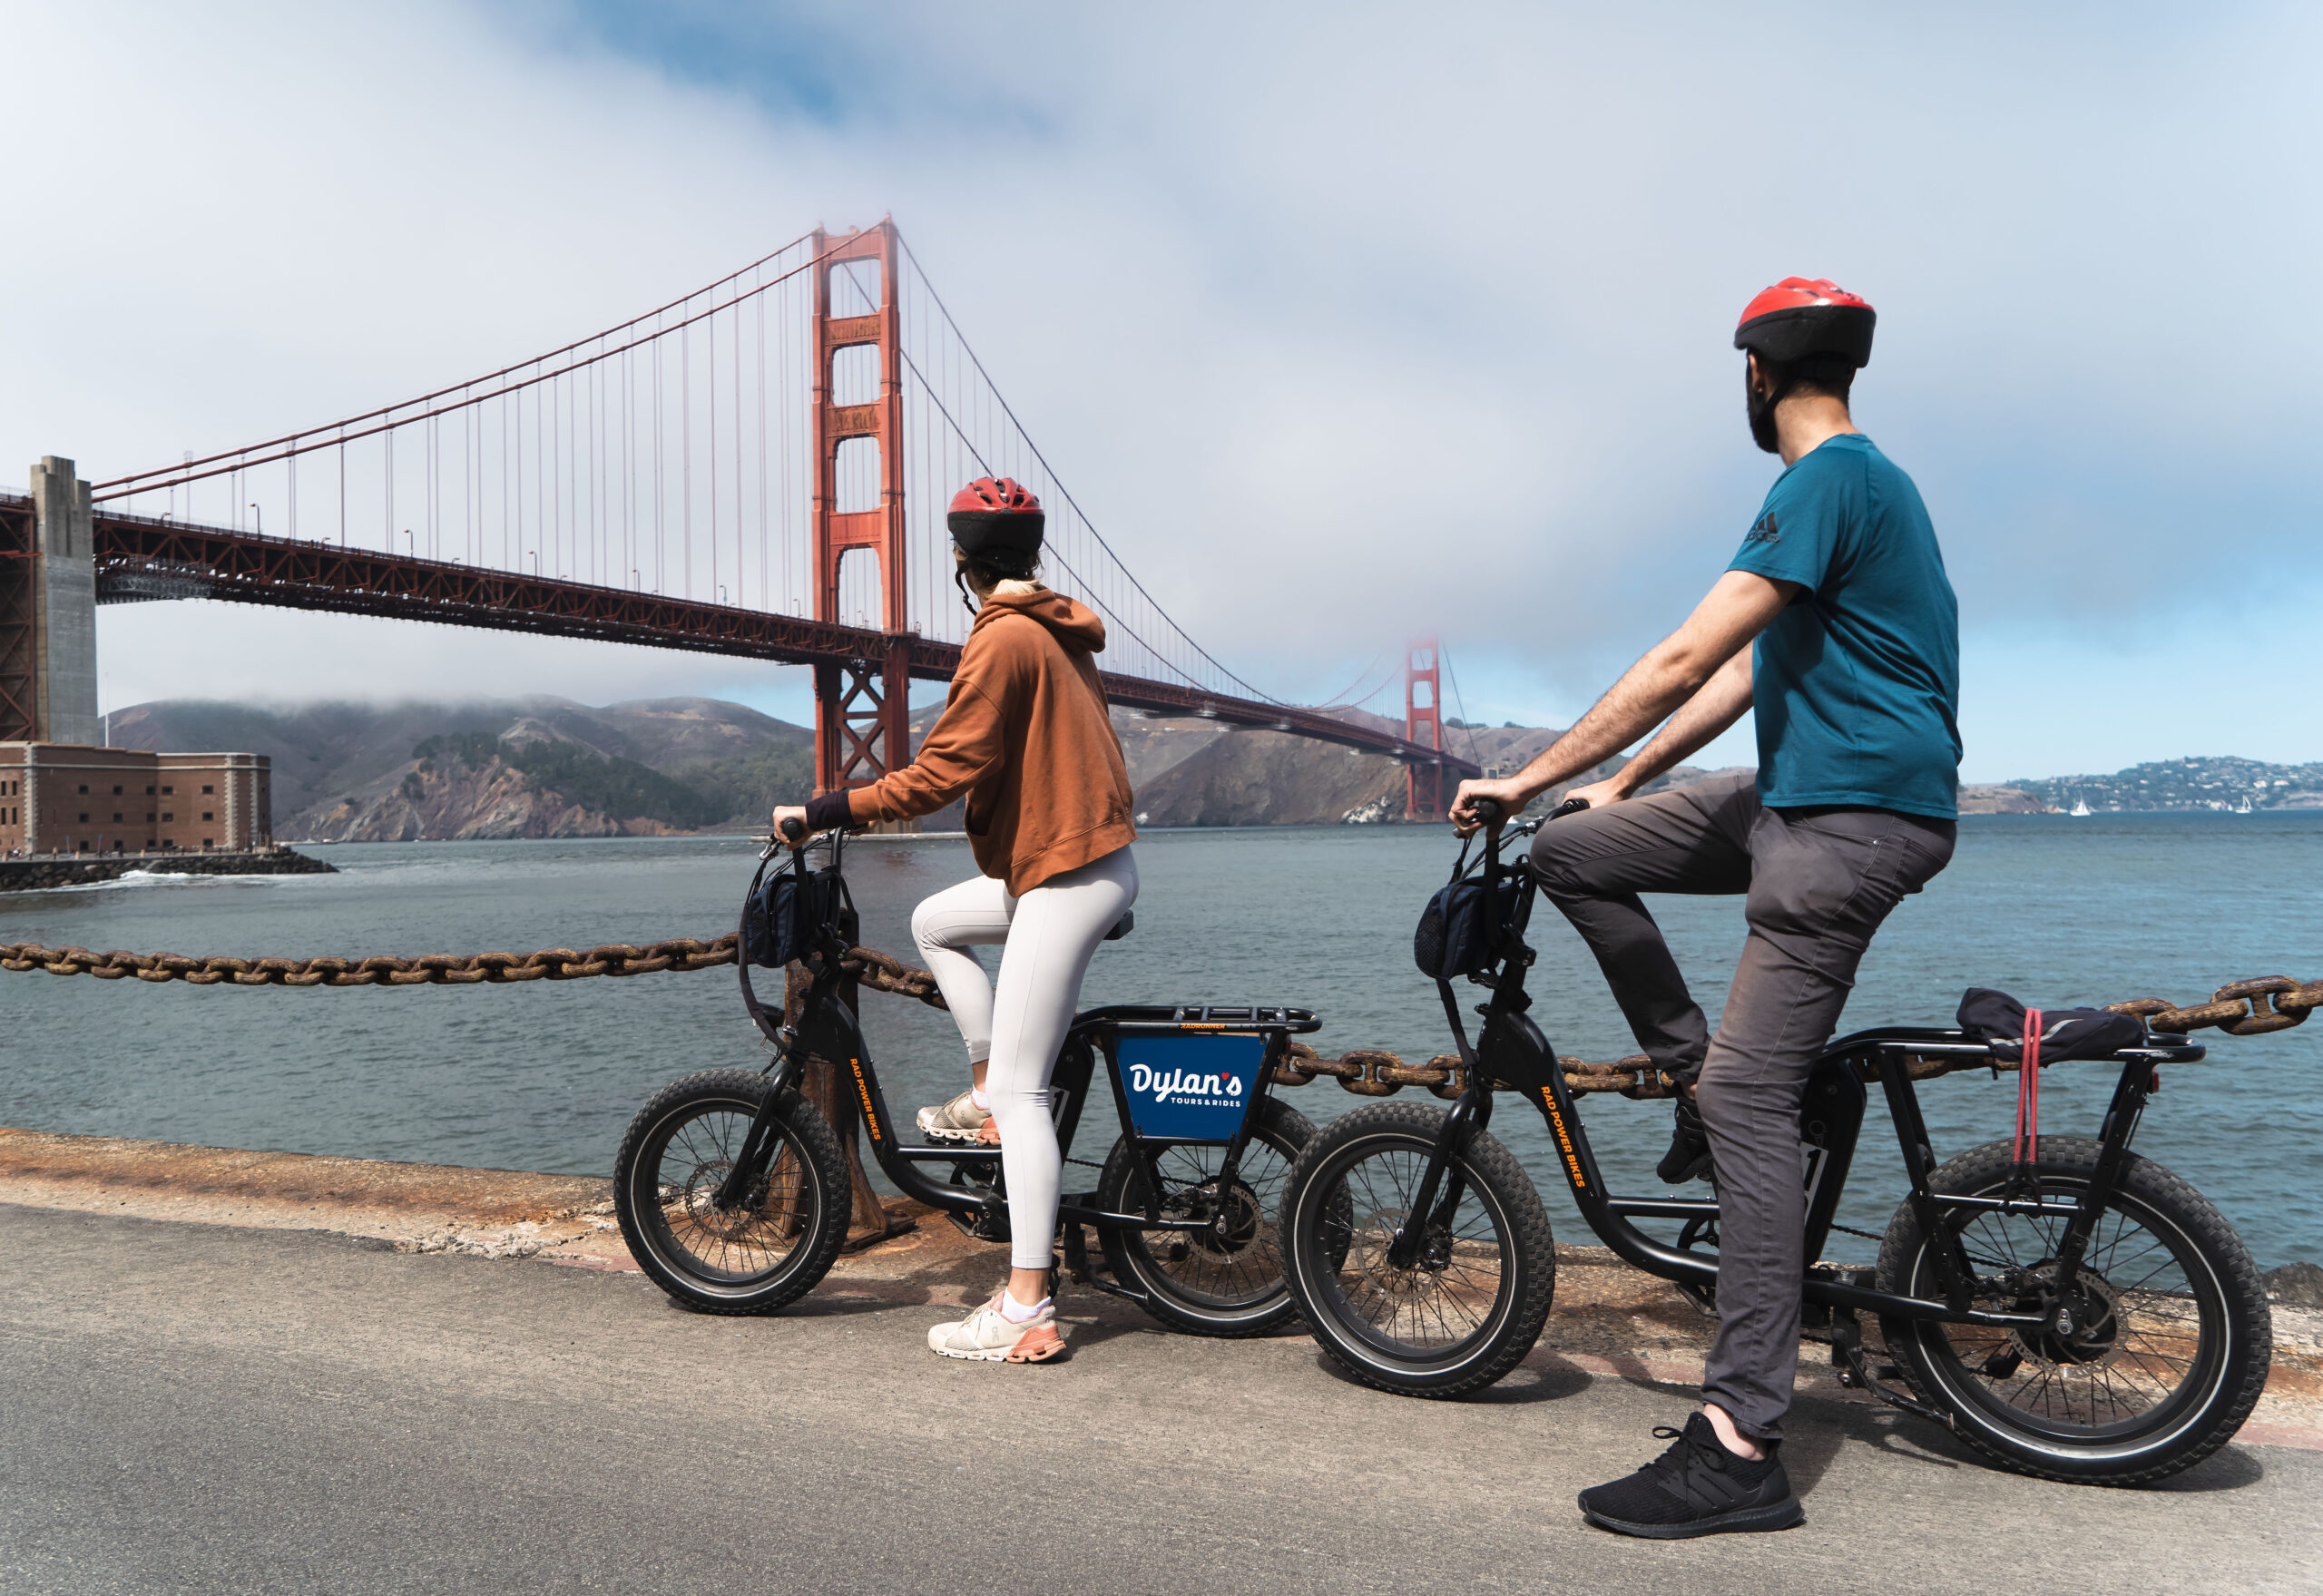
top-left (0, 1204), bottom-right (2314, 1595)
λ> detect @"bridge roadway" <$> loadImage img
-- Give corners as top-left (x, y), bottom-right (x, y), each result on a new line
top-left (56, 499), bottom-right (1476, 775)
top-left (0, 1202), bottom-right (2310, 1595)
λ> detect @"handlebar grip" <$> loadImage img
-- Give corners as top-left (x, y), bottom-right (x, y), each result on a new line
top-left (779, 818), bottom-right (807, 843)
top-left (1549, 797), bottom-right (1591, 819)
top-left (1469, 796), bottom-right (1505, 825)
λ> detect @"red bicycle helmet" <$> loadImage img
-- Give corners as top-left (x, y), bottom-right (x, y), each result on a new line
top-left (946, 476), bottom-right (1045, 569)
top-left (1733, 277), bottom-right (1876, 367)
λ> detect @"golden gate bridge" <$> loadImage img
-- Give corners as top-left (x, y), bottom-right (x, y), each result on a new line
top-left (0, 220), bottom-right (1477, 817)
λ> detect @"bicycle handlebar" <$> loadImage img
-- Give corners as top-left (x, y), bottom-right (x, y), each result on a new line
top-left (779, 818), bottom-right (807, 845)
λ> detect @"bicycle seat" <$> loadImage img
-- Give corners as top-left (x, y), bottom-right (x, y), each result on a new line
top-left (1103, 911), bottom-right (1134, 942)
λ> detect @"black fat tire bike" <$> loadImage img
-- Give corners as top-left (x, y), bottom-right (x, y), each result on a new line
top-left (614, 823), bottom-right (1325, 1338)
top-left (1278, 799), bottom-right (2273, 1485)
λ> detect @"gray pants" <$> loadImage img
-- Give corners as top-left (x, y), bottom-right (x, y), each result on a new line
top-left (1528, 774), bottom-right (1955, 1440)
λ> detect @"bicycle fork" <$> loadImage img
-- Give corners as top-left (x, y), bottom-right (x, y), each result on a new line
top-left (1386, 978), bottom-right (1497, 1270)
top-left (1385, 1084), bottom-right (1490, 1269)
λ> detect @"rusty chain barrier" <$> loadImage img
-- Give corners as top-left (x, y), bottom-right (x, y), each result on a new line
top-left (4, 935), bottom-right (2312, 1098)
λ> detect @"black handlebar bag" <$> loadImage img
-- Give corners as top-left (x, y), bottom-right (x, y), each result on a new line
top-left (741, 858), bottom-right (855, 969)
top-left (1415, 874), bottom-right (1496, 980)
top-left (737, 847), bottom-right (858, 1039)
top-left (1414, 836), bottom-right (1530, 982)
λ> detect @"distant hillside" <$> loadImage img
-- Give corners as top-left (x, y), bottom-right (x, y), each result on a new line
top-left (2009, 756), bottom-right (2323, 814)
top-left (116, 693), bottom-right (2295, 837)
top-left (109, 697), bottom-right (814, 840)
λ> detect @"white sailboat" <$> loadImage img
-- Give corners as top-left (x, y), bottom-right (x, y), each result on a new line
top-left (2069, 797), bottom-right (2092, 818)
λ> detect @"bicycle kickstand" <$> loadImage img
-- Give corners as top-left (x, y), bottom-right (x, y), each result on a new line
top-left (1828, 1312), bottom-right (1949, 1425)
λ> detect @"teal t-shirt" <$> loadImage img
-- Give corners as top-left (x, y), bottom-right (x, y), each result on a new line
top-left (1728, 433), bottom-right (1961, 819)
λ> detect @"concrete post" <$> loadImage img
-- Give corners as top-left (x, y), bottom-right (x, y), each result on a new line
top-left (28, 456), bottom-right (99, 748)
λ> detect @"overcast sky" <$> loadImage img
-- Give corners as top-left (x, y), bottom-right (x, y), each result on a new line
top-left (7, 1), bottom-right (2318, 781)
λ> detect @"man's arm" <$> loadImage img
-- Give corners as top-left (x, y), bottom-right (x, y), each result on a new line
top-left (1574, 649), bottom-right (1753, 803)
top-left (1452, 569), bottom-right (1795, 828)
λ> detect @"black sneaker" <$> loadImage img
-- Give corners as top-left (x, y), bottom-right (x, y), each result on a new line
top-left (1656, 1092), bottom-right (1712, 1185)
top-left (1577, 1414), bottom-right (1803, 1539)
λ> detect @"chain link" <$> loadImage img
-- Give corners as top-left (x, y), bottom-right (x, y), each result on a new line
top-left (5, 935), bottom-right (2310, 1095)
top-left (0, 936), bottom-right (740, 986)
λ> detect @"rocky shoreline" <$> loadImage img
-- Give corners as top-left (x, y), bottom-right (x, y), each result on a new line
top-left (0, 847), bottom-right (337, 892)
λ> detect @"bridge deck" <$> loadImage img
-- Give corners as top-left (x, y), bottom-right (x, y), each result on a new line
top-left (68, 503), bottom-right (1475, 773)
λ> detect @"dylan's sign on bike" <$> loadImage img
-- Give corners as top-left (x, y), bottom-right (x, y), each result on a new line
top-left (1113, 1033), bottom-right (1267, 1141)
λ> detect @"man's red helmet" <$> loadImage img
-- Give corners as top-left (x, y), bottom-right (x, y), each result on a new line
top-left (946, 475), bottom-right (1045, 572)
top-left (1733, 278), bottom-right (1876, 368)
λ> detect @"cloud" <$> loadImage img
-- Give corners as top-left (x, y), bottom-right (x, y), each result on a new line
top-left (8, 1), bottom-right (2319, 778)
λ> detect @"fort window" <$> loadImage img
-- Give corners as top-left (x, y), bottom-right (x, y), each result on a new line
top-left (162, 813), bottom-right (173, 822)
top-left (146, 813), bottom-right (156, 822)
top-left (113, 786), bottom-right (123, 796)
top-left (79, 813), bottom-right (89, 822)
top-left (162, 786), bottom-right (173, 796)
top-left (78, 785), bottom-right (88, 795)
top-left (202, 812), bottom-right (214, 822)
top-left (112, 813), bottom-right (123, 822)
top-left (202, 786), bottom-right (214, 795)
top-left (203, 838), bottom-right (214, 847)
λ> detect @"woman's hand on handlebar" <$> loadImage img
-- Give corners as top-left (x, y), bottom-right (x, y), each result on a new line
top-left (1450, 777), bottom-right (1529, 837)
top-left (769, 805), bottom-right (811, 849)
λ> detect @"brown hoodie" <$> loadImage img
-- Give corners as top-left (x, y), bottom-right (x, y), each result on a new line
top-left (803, 590), bottom-right (1137, 895)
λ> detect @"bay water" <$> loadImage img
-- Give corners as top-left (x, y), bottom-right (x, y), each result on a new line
top-left (3, 815), bottom-right (2316, 1268)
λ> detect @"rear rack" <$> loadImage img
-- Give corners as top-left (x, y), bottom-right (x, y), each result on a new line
top-left (1072, 1004), bottom-right (1321, 1034)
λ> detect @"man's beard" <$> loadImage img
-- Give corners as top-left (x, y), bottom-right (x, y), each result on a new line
top-left (1746, 372), bottom-right (1783, 454)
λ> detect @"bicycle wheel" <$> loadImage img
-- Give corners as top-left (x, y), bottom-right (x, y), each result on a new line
top-left (1279, 1102), bottom-right (1555, 1396)
top-left (614, 1069), bottom-right (851, 1316)
top-left (1095, 1097), bottom-right (1318, 1337)
top-left (1877, 1136), bottom-right (2272, 1483)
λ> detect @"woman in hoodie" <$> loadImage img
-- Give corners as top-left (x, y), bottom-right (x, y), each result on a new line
top-left (774, 476), bottom-right (1138, 1365)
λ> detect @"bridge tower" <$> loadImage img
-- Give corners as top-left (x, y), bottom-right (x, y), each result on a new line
top-left (0, 457), bottom-right (99, 746)
top-left (809, 220), bottom-right (913, 802)
top-left (1405, 640), bottom-right (1443, 821)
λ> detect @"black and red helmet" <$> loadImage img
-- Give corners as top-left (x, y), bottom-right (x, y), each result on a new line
top-left (946, 476), bottom-right (1045, 569)
top-left (1733, 278), bottom-right (1877, 368)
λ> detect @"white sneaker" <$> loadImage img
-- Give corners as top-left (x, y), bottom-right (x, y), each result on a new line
top-left (927, 1293), bottom-right (1067, 1363)
top-left (916, 1091), bottom-right (992, 1145)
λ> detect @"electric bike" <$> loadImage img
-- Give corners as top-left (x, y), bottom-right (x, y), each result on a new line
top-left (613, 821), bottom-right (1326, 1337)
top-left (1276, 798), bottom-right (2274, 1483)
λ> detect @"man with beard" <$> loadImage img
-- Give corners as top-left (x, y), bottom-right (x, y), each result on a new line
top-left (1450, 278), bottom-right (1961, 1537)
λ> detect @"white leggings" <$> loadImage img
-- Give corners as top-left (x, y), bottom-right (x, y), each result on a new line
top-left (911, 847), bottom-right (1139, 1270)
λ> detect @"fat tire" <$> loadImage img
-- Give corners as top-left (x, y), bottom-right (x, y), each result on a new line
top-left (1279, 1102), bottom-right (1555, 1397)
top-left (1095, 1096), bottom-right (1315, 1339)
top-left (614, 1068), bottom-right (851, 1317)
top-left (1877, 1136), bottom-right (2271, 1484)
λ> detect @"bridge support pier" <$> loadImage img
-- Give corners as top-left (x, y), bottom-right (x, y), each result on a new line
top-left (812, 634), bottom-right (914, 800)
top-left (1, 457), bottom-right (99, 746)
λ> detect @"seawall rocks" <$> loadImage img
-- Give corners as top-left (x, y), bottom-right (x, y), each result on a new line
top-left (0, 847), bottom-right (337, 892)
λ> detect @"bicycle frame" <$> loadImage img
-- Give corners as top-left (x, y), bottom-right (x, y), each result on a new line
top-left (1414, 817), bottom-right (2205, 1340)
top-left (727, 830), bottom-right (1320, 1283)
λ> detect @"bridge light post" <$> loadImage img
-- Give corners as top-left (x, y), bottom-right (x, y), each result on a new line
top-left (249, 504), bottom-right (260, 537)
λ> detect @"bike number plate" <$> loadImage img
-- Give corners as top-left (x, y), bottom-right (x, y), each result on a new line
top-left (1113, 1033), bottom-right (1266, 1141)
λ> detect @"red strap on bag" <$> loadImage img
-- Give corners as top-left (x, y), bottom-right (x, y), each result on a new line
top-left (2014, 1007), bottom-right (2043, 1179)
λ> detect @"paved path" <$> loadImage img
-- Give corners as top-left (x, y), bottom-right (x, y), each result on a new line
top-left (0, 1204), bottom-right (2314, 1595)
